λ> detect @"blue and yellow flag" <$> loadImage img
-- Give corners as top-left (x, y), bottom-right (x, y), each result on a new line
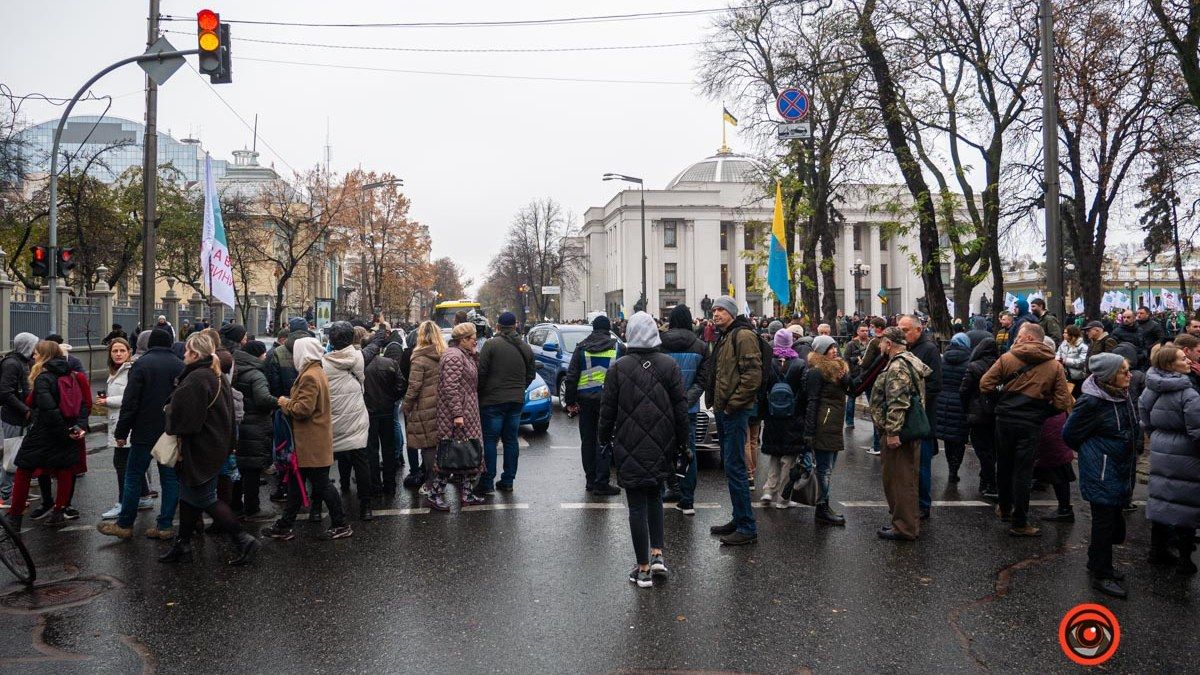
top-left (767, 183), bottom-right (789, 307)
top-left (723, 106), bottom-right (738, 126)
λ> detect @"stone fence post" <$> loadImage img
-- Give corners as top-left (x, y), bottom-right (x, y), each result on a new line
top-left (89, 265), bottom-right (115, 342)
top-left (0, 247), bottom-right (14, 350)
top-left (55, 285), bottom-right (72, 339)
top-left (162, 278), bottom-right (180, 331)
top-left (189, 292), bottom-right (205, 324)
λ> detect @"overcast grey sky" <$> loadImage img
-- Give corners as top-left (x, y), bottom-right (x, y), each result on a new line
top-left (3, 1), bottom-right (746, 285)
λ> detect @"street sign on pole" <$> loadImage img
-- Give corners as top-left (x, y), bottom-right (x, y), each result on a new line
top-left (138, 36), bottom-right (185, 86)
top-left (776, 88), bottom-right (810, 121)
top-left (541, 285), bottom-right (561, 295)
top-left (777, 123), bottom-right (810, 141)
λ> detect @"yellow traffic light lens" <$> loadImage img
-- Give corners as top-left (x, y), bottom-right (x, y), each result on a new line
top-left (199, 31), bottom-right (220, 51)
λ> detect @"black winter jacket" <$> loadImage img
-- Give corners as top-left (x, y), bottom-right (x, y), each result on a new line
top-left (564, 331), bottom-right (622, 406)
top-left (597, 347), bottom-right (688, 490)
top-left (231, 349), bottom-right (276, 470)
top-left (16, 359), bottom-right (78, 470)
top-left (1111, 323), bottom-right (1144, 362)
top-left (0, 352), bottom-right (31, 426)
top-left (761, 357), bottom-right (805, 457)
top-left (935, 341), bottom-right (971, 442)
top-left (364, 344), bottom-right (406, 415)
top-left (804, 357), bottom-right (851, 453)
top-left (477, 329), bottom-right (535, 407)
top-left (960, 338), bottom-right (999, 426)
top-left (113, 346), bottom-right (184, 446)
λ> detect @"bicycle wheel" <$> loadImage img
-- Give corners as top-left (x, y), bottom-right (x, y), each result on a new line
top-left (0, 516), bottom-right (35, 586)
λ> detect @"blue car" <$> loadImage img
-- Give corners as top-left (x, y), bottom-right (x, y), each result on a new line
top-left (522, 374), bottom-right (552, 433)
top-left (525, 323), bottom-right (622, 407)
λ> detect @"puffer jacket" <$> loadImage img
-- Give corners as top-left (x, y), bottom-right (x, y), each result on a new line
top-left (364, 342), bottom-right (406, 416)
top-left (15, 358), bottom-right (79, 470)
top-left (804, 352), bottom-right (850, 452)
top-left (403, 345), bottom-right (441, 449)
top-left (660, 327), bottom-right (711, 413)
top-left (322, 346), bottom-right (369, 452)
top-left (1063, 375), bottom-right (1138, 507)
top-left (1140, 368), bottom-right (1200, 528)
top-left (960, 338), bottom-right (1000, 425)
top-left (934, 341), bottom-right (971, 442)
top-left (1056, 338), bottom-right (1088, 382)
top-left (760, 356), bottom-right (805, 457)
top-left (231, 348), bottom-right (276, 470)
top-left (597, 347), bottom-right (688, 489)
top-left (436, 344), bottom-right (482, 442)
top-left (706, 316), bottom-right (763, 413)
top-left (0, 351), bottom-right (31, 426)
top-left (104, 360), bottom-right (133, 447)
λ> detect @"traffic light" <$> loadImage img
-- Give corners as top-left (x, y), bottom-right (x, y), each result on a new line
top-left (56, 248), bottom-right (75, 277)
top-left (197, 9), bottom-right (232, 84)
top-left (30, 246), bottom-right (48, 278)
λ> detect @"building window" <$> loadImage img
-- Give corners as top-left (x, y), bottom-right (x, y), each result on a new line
top-left (720, 221), bottom-right (731, 250)
top-left (664, 263), bottom-right (677, 289)
top-left (720, 264), bottom-right (729, 291)
top-left (663, 222), bottom-right (677, 248)
top-left (743, 223), bottom-right (756, 251)
top-left (853, 225), bottom-right (862, 251)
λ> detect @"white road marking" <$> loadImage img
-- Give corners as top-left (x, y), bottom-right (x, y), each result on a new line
top-left (561, 502), bottom-right (625, 509)
top-left (461, 503), bottom-right (530, 512)
top-left (373, 508), bottom-right (431, 516)
top-left (549, 445), bottom-right (578, 450)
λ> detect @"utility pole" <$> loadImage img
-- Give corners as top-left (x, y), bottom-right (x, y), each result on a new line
top-left (1041, 0), bottom-right (1065, 320)
top-left (140, 0), bottom-right (161, 331)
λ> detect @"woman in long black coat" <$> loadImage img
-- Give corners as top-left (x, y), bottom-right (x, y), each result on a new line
top-left (960, 338), bottom-right (1000, 498)
top-left (935, 333), bottom-right (972, 483)
top-left (231, 342), bottom-right (277, 520)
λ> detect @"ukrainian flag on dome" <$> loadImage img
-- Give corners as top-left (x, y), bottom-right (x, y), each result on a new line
top-left (766, 183), bottom-right (789, 307)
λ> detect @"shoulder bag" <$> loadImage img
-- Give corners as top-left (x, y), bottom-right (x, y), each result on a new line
top-left (882, 358), bottom-right (932, 443)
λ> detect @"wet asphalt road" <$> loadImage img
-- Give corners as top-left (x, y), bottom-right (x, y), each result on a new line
top-left (1, 404), bottom-right (1197, 674)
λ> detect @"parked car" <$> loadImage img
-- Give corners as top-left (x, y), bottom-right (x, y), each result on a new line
top-left (524, 323), bottom-right (622, 408)
top-left (522, 374), bottom-right (552, 433)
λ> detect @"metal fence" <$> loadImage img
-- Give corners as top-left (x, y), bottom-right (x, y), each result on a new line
top-left (11, 300), bottom-right (50, 339)
top-left (68, 298), bottom-right (101, 345)
top-left (113, 305), bottom-right (139, 335)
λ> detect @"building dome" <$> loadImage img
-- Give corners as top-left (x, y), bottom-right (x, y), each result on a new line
top-left (666, 150), bottom-right (762, 190)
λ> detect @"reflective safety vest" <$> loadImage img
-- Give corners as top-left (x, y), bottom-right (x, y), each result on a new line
top-left (577, 348), bottom-right (618, 393)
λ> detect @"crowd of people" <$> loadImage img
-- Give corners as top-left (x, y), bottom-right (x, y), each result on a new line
top-left (0, 296), bottom-right (1197, 598)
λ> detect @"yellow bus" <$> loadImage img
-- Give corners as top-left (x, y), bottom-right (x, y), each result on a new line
top-left (433, 299), bottom-right (481, 328)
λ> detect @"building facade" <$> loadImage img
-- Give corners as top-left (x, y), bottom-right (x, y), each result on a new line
top-left (578, 149), bottom-right (983, 321)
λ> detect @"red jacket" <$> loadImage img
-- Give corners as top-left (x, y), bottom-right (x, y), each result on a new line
top-left (1035, 411), bottom-right (1074, 469)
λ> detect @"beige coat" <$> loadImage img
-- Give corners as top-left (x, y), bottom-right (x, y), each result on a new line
top-left (402, 345), bottom-right (441, 449)
top-left (282, 361), bottom-right (334, 468)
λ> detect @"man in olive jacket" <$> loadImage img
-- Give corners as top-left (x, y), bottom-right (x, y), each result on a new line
top-left (476, 312), bottom-right (535, 493)
top-left (704, 296), bottom-right (762, 546)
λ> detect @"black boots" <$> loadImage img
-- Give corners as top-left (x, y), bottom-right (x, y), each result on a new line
top-left (359, 501), bottom-right (375, 521)
top-left (1089, 572), bottom-right (1127, 599)
top-left (158, 537), bottom-right (194, 563)
top-left (227, 532), bottom-right (260, 566)
top-left (815, 503), bottom-right (846, 526)
top-left (1042, 506), bottom-right (1075, 523)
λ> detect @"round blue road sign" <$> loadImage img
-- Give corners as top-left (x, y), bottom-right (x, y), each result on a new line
top-left (776, 88), bottom-right (810, 121)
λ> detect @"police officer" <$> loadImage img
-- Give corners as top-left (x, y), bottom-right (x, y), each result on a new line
top-left (565, 315), bottom-right (624, 496)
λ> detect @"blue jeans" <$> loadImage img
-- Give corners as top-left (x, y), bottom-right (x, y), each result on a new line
top-left (117, 442), bottom-right (179, 530)
top-left (844, 395), bottom-right (856, 426)
top-left (678, 413), bottom-right (698, 506)
top-left (814, 450), bottom-right (838, 505)
top-left (481, 401), bottom-right (523, 488)
top-left (919, 439), bottom-right (935, 511)
top-left (716, 409), bottom-right (756, 536)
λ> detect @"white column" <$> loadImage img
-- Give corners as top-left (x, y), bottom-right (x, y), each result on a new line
top-left (842, 223), bottom-right (855, 312)
top-left (732, 222), bottom-right (746, 304)
top-left (868, 223), bottom-right (882, 315)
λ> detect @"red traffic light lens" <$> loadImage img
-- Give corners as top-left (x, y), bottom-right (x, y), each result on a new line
top-left (197, 9), bottom-right (219, 31)
top-left (59, 250), bottom-right (72, 261)
top-left (33, 247), bottom-right (46, 261)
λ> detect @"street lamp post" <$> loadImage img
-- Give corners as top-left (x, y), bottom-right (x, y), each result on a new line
top-left (850, 258), bottom-right (871, 315)
top-left (603, 173), bottom-right (646, 313)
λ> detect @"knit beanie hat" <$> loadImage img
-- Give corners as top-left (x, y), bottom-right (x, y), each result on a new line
top-left (625, 312), bottom-right (661, 349)
top-left (773, 329), bottom-right (794, 350)
top-left (767, 320), bottom-right (784, 336)
top-left (219, 323), bottom-right (247, 345)
top-left (668, 304), bottom-right (693, 330)
top-left (812, 335), bottom-right (837, 357)
top-left (712, 295), bottom-right (739, 318)
top-left (288, 316), bottom-right (309, 332)
top-left (1088, 352), bottom-right (1125, 383)
top-left (951, 332), bottom-right (971, 349)
top-left (11, 332), bottom-right (37, 359)
top-left (592, 315), bottom-right (611, 332)
top-left (148, 328), bottom-right (173, 349)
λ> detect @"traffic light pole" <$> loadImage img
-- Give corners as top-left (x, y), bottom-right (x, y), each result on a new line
top-left (44, 46), bottom-right (198, 335)
top-left (143, 0), bottom-right (160, 334)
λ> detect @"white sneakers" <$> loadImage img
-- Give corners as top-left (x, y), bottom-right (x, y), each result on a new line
top-left (759, 492), bottom-right (773, 503)
top-left (773, 500), bottom-right (801, 509)
top-left (101, 504), bottom-right (122, 520)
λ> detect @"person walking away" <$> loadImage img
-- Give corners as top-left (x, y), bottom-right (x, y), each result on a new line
top-left (158, 333), bottom-right (258, 565)
top-left (364, 341), bottom-right (406, 500)
top-left (1034, 412), bottom-right (1077, 523)
top-left (804, 335), bottom-right (851, 525)
top-left (475, 312), bottom-right (535, 494)
top-left (980, 322), bottom-right (1074, 537)
top-left (704, 296), bottom-right (761, 546)
top-left (225, 325), bottom-right (277, 522)
top-left (759, 329), bottom-right (805, 510)
top-left (660, 304), bottom-right (711, 514)
top-left (322, 322), bottom-right (373, 521)
top-left (870, 328), bottom-right (931, 541)
top-left (598, 312), bottom-right (688, 588)
top-left (842, 324), bottom-right (871, 428)
top-left (1062, 353), bottom-right (1138, 598)
top-left (0, 332), bottom-right (38, 506)
top-left (3, 341), bottom-right (86, 530)
top-left (99, 338), bottom-right (153, 519)
top-left (935, 333), bottom-right (972, 484)
top-left (262, 336), bottom-right (352, 541)
top-left (430, 322), bottom-right (486, 510)
top-left (898, 315), bottom-right (941, 520)
top-left (1030, 298), bottom-right (1063, 347)
top-left (961, 337), bottom-right (1001, 501)
top-left (1140, 345), bottom-right (1200, 575)
top-left (98, 328), bottom-right (183, 540)
top-left (564, 315), bottom-right (623, 496)
top-left (404, 322), bottom-right (444, 502)
top-left (1057, 325), bottom-right (1089, 397)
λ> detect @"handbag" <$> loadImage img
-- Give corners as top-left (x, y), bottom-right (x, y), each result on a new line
top-left (2, 435), bottom-right (24, 474)
top-left (782, 461), bottom-right (819, 506)
top-left (883, 359), bottom-right (932, 443)
top-left (436, 429), bottom-right (483, 473)
top-left (152, 378), bottom-right (225, 468)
